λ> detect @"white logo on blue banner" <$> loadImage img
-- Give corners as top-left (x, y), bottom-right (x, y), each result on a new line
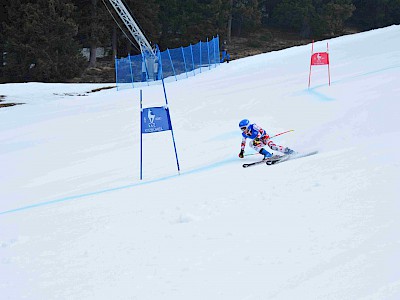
top-left (141, 107), bottom-right (172, 134)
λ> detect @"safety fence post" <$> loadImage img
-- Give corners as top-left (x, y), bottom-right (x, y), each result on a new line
top-left (181, 46), bottom-right (188, 78)
top-left (199, 40), bottom-right (202, 73)
top-left (190, 44), bottom-right (195, 76)
top-left (167, 48), bottom-right (177, 81)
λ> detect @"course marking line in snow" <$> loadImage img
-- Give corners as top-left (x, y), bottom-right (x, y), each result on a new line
top-left (0, 157), bottom-right (238, 216)
top-left (305, 64), bottom-right (400, 101)
top-left (306, 88), bottom-right (335, 101)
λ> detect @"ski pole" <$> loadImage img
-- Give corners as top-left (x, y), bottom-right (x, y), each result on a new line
top-left (268, 129), bottom-right (294, 140)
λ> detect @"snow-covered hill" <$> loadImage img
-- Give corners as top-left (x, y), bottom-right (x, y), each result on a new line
top-left (1, 26), bottom-right (400, 299)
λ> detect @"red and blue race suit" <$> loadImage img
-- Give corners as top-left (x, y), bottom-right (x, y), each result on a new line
top-left (241, 123), bottom-right (287, 153)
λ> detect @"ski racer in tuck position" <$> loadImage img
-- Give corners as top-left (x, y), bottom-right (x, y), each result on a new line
top-left (238, 119), bottom-right (295, 159)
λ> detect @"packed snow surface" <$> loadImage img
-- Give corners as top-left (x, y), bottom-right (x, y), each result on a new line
top-left (1, 26), bottom-right (400, 299)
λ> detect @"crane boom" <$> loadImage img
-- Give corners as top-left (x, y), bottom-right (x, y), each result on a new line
top-left (106, 0), bottom-right (156, 58)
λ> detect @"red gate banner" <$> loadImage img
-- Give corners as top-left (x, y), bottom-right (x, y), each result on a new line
top-left (308, 41), bottom-right (331, 88)
top-left (311, 52), bottom-right (329, 65)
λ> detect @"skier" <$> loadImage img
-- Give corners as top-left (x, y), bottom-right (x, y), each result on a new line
top-left (238, 119), bottom-right (295, 159)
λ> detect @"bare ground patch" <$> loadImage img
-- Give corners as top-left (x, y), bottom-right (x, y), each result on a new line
top-left (0, 95), bottom-right (24, 108)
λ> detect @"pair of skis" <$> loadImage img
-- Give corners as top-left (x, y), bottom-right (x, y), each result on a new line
top-left (242, 151), bottom-right (318, 168)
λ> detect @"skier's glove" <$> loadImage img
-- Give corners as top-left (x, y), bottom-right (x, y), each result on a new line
top-left (238, 150), bottom-right (244, 158)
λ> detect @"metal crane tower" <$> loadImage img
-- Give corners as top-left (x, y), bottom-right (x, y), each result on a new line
top-left (106, 0), bottom-right (159, 80)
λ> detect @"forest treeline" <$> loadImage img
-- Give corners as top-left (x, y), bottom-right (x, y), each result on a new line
top-left (1, 0), bottom-right (399, 83)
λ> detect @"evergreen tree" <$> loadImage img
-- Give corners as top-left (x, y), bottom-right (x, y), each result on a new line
top-left (73, 0), bottom-right (113, 66)
top-left (351, 0), bottom-right (400, 30)
top-left (231, 0), bottom-right (262, 36)
top-left (1, 0), bottom-right (85, 82)
top-left (261, 0), bottom-right (280, 24)
top-left (270, 0), bottom-right (357, 37)
top-left (322, 0), bottom-right (355, 35)
top-left (0, 2), bottom-right (6, 80)
top-left (157, 0), bottom-right (203, 48)
top-left (270, 0), bottom-right (317, 37)
top-left (157, 0), bottom-right (229, 49)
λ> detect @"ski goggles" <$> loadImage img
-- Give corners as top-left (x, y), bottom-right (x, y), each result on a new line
top-left (240, 126), bottom-right (247, 131)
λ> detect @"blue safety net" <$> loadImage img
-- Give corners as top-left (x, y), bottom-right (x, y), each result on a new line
top-left (115, 36), bottom-right (220, 90)
top-left (115, 56), bottom-right (133, 90)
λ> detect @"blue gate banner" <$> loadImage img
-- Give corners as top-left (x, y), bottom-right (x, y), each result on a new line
top-left (141, 107), bottom-right (172, 134)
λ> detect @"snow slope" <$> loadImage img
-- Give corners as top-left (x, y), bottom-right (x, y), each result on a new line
top-left (1, 26), bottom-right (400, 299)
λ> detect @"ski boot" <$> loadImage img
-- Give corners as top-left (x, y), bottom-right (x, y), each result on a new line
top-left (284, 147), bottom-right (296, 155)
top-left (260, 148), bottom-right (272, 159)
